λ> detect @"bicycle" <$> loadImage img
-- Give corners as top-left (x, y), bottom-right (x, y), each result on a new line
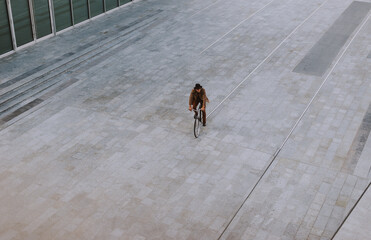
top-left (193, 105), bottom-right (203, 138)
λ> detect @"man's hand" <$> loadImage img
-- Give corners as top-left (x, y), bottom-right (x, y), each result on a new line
top-left (189, 106), bottom-right (192, 111)
top-left (201, 107), bottom-right (205, 111)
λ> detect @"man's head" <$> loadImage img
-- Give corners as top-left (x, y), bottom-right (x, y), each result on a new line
top-left (194, 83), bottom-right (202, 92)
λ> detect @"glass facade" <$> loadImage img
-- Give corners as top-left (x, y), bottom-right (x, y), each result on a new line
top-left (72, 0), bottom-right (88, 24)
top-left (54, 0), bottom-right (72, 31)
top-left (33, 0), bottom-right (52, 38)
top-left (90, 0), bottom-right (104, 17)
top-left (0, 0), bottom-right (13, 54)
top-left (0, 0), bottom-right (132, 57)
top-left (120, 0), bottom-right (130, 5)
top-left (105, 0), bottom-right (117, 11)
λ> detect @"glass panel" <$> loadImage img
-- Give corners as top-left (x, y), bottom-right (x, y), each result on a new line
top-left (105, 0), bottom-right (117, 11)
top-left (89, 0), bottom-right (103, 17)
top-left (72, 0), bottom-right (88, 24)
top-left (11, 0), bottom-right (34, 46)
top-left (0, 0), bottom-right (13, 54)
top-left (54, 0), bottom-right (72, 31)
top-left (32, 0), bottom-right (52, 38)
top-left (119, 0), bottom-right (130, 5)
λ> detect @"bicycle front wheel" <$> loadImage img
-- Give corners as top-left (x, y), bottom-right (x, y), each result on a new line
top-left (194, 115), bottom-right (201, 138)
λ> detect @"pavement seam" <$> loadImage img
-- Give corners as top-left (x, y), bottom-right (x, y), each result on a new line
top-left (200, 0), bottom-right (275, 54)
top-left (207, 0), bottom-right (330, 119)
top-left (213, 0), bottom-right (332, 238)
top-left (331, 181), bottom-right (371, 239)
top-left (217, 8), bottom-right (370, 240)
top-left (276, 12), bottom-right (370, 156)
top-left (217, 150), bottom-right (280, 240)
top-left (190, 0), bottom-right (223, 18)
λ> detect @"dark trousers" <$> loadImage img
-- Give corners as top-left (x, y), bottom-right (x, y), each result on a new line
top-left (193, 100), bottom-right (206, 125)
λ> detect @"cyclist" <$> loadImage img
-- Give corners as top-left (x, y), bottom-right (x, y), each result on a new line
top-left (188, 83), bottom-right (209, 126)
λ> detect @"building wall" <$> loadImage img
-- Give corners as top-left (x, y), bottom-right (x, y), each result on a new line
top-left (0, 0), bottom-right (132, 57)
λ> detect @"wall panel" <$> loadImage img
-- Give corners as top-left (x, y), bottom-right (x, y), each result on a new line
top-left (33, 0), bottom-right (52, 38)
top-left (120, 0), bottom-right (130, 5)
top-left (0, 0), bottom-right (13, 54)
top-left (11, 0), bottom-right (34, 46)
top-left (90, 0), bottom-right (103, 17)
top-left (72, 0), bottom-right (88, 24)
top-left (105, 0), bottom-right (117, 11)
top-left (54, 0), bottom-right (72, 31)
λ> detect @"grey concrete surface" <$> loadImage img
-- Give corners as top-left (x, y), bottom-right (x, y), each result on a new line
top-left (0, 0), bottom-right (370, 239)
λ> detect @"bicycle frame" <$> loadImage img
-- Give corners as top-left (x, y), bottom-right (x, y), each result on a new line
top-left (193, 105), bottom-right (203, 138)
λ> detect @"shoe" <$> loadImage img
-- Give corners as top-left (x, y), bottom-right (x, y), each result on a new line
top-left (203, 123), bottom-right (206, 127)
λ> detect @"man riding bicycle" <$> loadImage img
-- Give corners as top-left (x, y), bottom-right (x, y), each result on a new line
top-left (188, 83), bottom-right (209, 126)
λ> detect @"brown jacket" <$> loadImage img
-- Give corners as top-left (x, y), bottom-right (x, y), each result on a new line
top-left (189, 88), bottom-right (209, 108)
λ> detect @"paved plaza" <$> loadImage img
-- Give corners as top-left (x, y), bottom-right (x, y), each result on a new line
top-left (0, 0), bottom-right (370, 239)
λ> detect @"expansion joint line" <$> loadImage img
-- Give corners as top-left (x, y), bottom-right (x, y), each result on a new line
top-left (214, 0), bottom-right (332, 239)
top-left (190, 0), bottom-right (222, 18)
top-left (200, 0), bottom-right (275, 55)
top-left (217, 8), bottom-right (370, 240)
top-left (208, 0), bottom-right (329, 119)
top-left (331, 181), bottom-right (371, 239)
top-left (276, 12), bottom-right (370, 155)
